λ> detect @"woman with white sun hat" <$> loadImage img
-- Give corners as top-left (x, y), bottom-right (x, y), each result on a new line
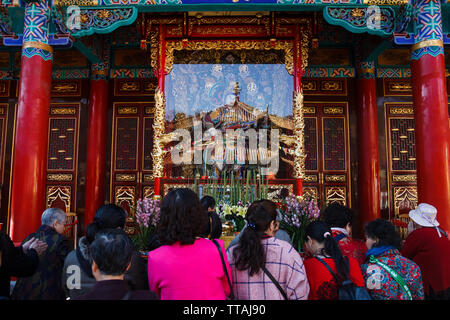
top-left (401, 203), bottom-right (450, 300)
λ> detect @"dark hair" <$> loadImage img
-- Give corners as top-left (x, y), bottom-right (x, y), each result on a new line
top-left (305, 220), bottom-right (349, 281)
top-left (86, 204), bottom-right (127, 244)
top-left (157, 188), bottom-right (208, 245)
top-left (364, 219), bottom-right (401, 249)
top-left (200, 196), bottom-right (216, 211)
top-left (233, 199), bottom-right (277, 276)
top-left (322, 203), bottom-right (354, 229)
top-left (89, 228), bottom-right (133, 276)
top-left (200, 196), bottom-right (222, 239)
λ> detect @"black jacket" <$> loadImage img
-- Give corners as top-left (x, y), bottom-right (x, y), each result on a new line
top-left (0, 231), bottom-right (39, 298)
top-left (73, 279), bottom-right (158, 300)
top-left (11, 225), bottom-right (72, 300)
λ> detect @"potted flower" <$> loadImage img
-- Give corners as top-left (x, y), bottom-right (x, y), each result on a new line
top-left (279, 194), bottom-right (320, 254)
top-left (130, 198), bottom-right (160, 257)
top-left (218, 201), bottom-right (249, 235)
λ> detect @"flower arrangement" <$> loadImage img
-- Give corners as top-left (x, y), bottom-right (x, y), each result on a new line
top-left (131, 198), bottom-right (160, 251)
top-left (218, 201), bottom-right (249, 234)
top-left (279, 194), bottom-right (320, 252)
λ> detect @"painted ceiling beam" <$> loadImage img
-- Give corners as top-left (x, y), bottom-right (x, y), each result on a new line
top-left (1, 0), bottom-right (415, 10)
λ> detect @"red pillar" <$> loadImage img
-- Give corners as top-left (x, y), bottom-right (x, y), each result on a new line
top-left (356, 65), bottom-right (381, 231)
top-left (84, 79), bottom-right (109, 228)
top-left (411, 53), bottom-right (450, 233)
top-left (9, 54), bottom-right (52, 241)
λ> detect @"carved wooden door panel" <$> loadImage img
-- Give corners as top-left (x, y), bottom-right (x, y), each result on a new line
top-left (385, 102), bottom-right (418, 238)
top-left (110, 102), bottom-right (154, 213)
top-left (45, 103), bottom-right (81, 214)
top-left (302, 102), bottom-right (351, 209)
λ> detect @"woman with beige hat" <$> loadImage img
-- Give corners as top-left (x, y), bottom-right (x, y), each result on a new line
top-left (401, 203), bottom-right (450, 300)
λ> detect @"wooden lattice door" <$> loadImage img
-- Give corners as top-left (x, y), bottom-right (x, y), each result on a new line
top-left (110, 102), bottom-right (155, 213)
top-left (302, 102), bottom-right (351, 209)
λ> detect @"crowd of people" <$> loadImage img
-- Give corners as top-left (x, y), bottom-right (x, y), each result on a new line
top-left (0, 188), bottom-right (449, 300)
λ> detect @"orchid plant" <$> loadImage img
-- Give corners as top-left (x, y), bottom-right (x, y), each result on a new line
top-left (131, 198), bottom-right (160, 251)
top-left (279, 194), bottom-right (320, 252)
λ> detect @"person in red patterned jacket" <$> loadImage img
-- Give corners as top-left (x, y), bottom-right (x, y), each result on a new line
top-left (322, 203), bottom-right (367, 265)
top-left (361, 219), bottom-right (424, 300)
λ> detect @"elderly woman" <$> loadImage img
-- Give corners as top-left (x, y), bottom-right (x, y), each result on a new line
top-left (401, 203), bottom-right (450, 299)
top-left (361, 219), bottom-right (424, 300)
top-left (11, 208), bottom-right (71, 300)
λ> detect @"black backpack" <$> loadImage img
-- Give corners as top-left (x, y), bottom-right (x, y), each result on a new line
top-left (315, 256), bottom-right (371, 300)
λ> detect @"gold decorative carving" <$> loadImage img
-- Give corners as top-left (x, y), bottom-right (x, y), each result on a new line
top-left (292, 89), bottom-right (306, 179)
top-left (323, 107), bottom-right (344, 114)
top-left (303, 107), bottom-right (316, 114)
top-left (52, 83), bottom-right (77, 93)
top-left (351, 8), bottom-right (365, 18)
top-left (47, 174), bottom-right (73, 182)
top-left (150, 29), bottom-right (159, 70)
top-left (322, 81), bottom-right (342, 91)
top-left (115, 186), bottom-right (135, 209)
top-left (389, 107), bottom-right (414, 115)
top-left (302, 81), bottom-right (316, 91)
top-left (143, 174), bottom-right (153, 182)
top-left (189, 17), bottom-right (271, 37)
top-left (51, 108), bottom-right (76, 115)
top-left (363, 0), bottom-right (408, 4)
top-left (164, 40), bottom-right (295, 75)
top-left (303, 187), bottom-right (318, 202)
top-left (54, 0), bottom-right (99, 6)
top-left (304, 175), bottom-right (318, 182)
top-left (143, 187), bottom-right (154, 200)
top-left (393, 186), bottom-right (417, 238)
top-left (389, 82), bottom-right (412, 92)
top-left (301, 25), bottom-right (310, 70)
top-left (116, 174), bottom-right (136, 182)
top-left (267, 184), bottom-right (294, 202)
top-left (117, 107), bottom-right (138, 115)
top-left (325, 187), bottom-right (346, 206)
top-left (325, 175), bottom-right (346, 182)
top-left (152, 88), bottom-right (166, 179)
top-left (119, 82), bottom-right (140, 92)
top-left (164, 183), bottom-right (195, 196)
top-left (46, 186), bottom-right (71, 212)
top-left (392, 174), bottom-right (417, 182)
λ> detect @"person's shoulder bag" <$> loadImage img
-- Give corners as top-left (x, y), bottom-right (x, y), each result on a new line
top-left (368, 255), bottom-right (412, 300)
top-left (212, 239), bottom-right (234, 300)
top-left (315, 256), bottom-right (371, 300)
top-left (260, 264), bottom-right (288, 300)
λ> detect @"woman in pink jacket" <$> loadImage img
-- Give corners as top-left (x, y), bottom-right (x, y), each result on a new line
top-left (147, 188), bottom-right (232, 300)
